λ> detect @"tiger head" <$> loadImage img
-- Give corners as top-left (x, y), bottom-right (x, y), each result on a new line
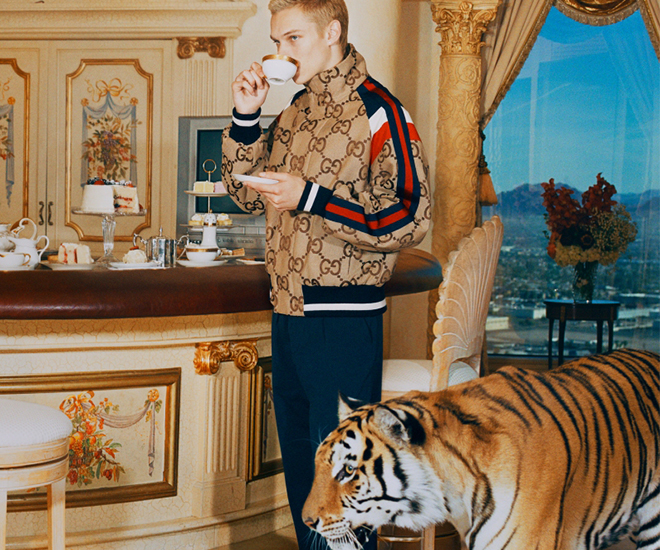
top-left (302, 393), bottom-right (448, 550)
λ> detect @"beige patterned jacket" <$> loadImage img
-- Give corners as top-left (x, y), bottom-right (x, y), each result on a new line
top-left (222, 46), bottom-right (430, 317)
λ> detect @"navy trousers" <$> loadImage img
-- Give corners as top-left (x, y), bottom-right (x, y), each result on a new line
top-left (271, 312), bottom-right (383, 550)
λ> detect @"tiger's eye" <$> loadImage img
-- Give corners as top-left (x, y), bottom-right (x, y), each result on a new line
top-left (345, 464), bottom-right (355, 475)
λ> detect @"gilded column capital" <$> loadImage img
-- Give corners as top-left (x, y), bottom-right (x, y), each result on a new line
top-left (176, 37), bottom-right (226, 60)
top-left (194, 340), bottom-right (258, 375)
top-left (431, 1), bottom-right (500, 55)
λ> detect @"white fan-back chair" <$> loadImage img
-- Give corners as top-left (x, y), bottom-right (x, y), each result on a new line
top-left (0, 398), bottom-right (71, 550)
top-left (379, 215), bottom-right (503, 550)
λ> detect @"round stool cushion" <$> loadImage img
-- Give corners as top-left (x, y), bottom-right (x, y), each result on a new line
top-left (0, 398), bottom-right (72, 448)
top-left (382, 359), bottom-right (478, 393)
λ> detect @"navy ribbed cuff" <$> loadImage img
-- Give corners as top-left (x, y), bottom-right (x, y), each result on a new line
top-left (229, 108), bottom-right (262, 145)
top-left (297, 181), bottom-right (333, 216)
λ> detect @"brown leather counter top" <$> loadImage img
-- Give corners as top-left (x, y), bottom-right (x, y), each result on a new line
top-left (0, 248), bottom-right (441, 320)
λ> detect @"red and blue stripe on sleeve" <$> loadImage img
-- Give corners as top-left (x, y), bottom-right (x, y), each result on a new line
top-left (297, 77), bottom-right (423, 237)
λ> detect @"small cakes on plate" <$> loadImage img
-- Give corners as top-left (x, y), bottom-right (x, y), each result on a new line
top-left (216, 213), bottom-right (232, 227)
top-left (189, 213), bottom-right (204, 226)
top-left (123, 248), bottom-right (148, 264)
top-left (193, 181), bottom-right (214, 193)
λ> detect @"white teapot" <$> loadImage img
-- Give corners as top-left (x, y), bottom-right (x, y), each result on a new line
top-left (0, 222), bottom-right (13, 252)
top-left (8, 218), bottom-right (49, 268)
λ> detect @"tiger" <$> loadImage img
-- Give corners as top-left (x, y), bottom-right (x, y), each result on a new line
top-left (302, 349), bottom-right (660, 550)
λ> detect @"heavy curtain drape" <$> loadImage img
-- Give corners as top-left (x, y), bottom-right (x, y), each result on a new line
top-left (476, 0), bottom-right (660, 203)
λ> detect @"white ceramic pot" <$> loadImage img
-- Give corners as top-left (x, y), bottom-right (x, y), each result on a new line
top-left (8, 234), bottom-right (49, 268)
top-left (0, 223), bottom-right (14, 252)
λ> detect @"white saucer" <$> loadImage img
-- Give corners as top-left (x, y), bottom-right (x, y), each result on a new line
top-left (177, 258), bottom-right (229, 268)
top-left (0, 264), bottom-right (34, 271)
top-left (48, 262), bottom-right (95, 270)
top-left (236, 258), bottom-right (265, 265)
top-left (232, 174), bottom-right (278, 185)
top-left (108, 261), bottom-right (161, 270)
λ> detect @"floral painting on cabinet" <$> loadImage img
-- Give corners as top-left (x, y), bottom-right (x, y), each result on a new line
top-left (81, 78), bottom-right (140, 183)
top-left (0, 59), bottom-right (28, 221)
top-left (66, 58), bottom-right (153, 241)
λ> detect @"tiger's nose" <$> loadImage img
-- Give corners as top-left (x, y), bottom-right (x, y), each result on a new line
top-left (303, 516), bottom-right (319, 529)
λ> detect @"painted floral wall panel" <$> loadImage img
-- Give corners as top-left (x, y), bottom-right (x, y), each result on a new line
top-left (0, 59), bottom-right (28, 224)
top-left (67, 59), bottom-right (153, 241)
top-left (2, 368), bottom-right (179, 511)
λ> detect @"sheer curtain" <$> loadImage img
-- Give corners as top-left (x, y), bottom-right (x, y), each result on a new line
top-left (478, 0), bottom-right (660, 204)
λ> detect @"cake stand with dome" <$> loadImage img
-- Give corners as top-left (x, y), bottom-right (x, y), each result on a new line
top-left (71, 208), bottom-right (147, 266)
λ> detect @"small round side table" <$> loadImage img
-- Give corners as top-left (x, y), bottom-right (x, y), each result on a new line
top-left (544, 299), bottom-right (620, 369)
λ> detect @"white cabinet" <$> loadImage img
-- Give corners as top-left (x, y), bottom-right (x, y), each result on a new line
top-left (0, 40), bottom-right (174, 255)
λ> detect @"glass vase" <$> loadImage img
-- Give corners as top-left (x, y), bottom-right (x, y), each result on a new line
top-left (572, 261), bottom-right (598, 303)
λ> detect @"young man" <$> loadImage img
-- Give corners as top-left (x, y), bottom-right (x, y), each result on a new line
top-left (222, 1), bottom-right (430, 548)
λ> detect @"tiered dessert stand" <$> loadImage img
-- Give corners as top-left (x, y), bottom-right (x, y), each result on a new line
top-left (71, 208), bottom-right (147, 266)
top-left (182, 159), bottom-right (232, 242)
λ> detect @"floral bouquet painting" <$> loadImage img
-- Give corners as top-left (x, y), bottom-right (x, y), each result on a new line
top-left (542, 173), bottom-right (637, 302)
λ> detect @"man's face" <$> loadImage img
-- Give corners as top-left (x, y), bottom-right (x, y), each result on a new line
top-left (270, 6), bottom-right (336, 85)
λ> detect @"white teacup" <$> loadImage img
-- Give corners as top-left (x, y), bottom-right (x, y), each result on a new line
top-left (262, 54), bottom-right (299, 85)
top-left (0, 251), bottom-right (30, 269)
top-left (186, 246), bottom-right (219, 263)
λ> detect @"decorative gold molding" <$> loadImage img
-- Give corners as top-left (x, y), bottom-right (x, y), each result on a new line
top-left (431, 1), bottom-right (500, 55)
top-left (0, 59), bottom-right (30, 220)
top-left (177, 37), bottom-right (227, 60)
top-left (0, 2), bottom-right (256, 41)
top-left (194, 340), bottom-right (259, 375)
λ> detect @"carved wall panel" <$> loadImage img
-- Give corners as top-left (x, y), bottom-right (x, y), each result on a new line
top-left (65, 58), bottom-right (154, 241)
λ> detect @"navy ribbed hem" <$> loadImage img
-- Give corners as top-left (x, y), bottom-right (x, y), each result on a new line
top-left (302, 285), bottom-right (387, 317)
top-left (229, 108), bottom-right (262, 145)
top-left (297, 181), bottom-right (333, 216)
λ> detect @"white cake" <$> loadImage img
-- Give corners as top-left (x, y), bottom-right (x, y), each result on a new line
top-left (114, 185), bottom-right (140, 213)
top-left (57, 243), bottom-right (93, 264)
top-left (81, 179), bottom-right (140, 213)
top-left (81, 185), bottom-right (115, 213)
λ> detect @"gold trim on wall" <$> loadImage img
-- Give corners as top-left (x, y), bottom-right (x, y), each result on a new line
top-left (65, 59), bottom-right (154, 241)
top-left (247, 357), bottom-right (283, 481)
top-left (194, 340), bottom-right (259, 375)
top-left (1, 368), bottom-right (180, 512)
top-left (176, 37), bottom-right (227, 60)
top-left (0, 58), bottom-right (30, 220)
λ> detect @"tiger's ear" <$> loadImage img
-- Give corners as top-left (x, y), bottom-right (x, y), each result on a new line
top-left (374, 405), bottom-right (426, 447)
top-left (338, 393), bottom-right (365, 422)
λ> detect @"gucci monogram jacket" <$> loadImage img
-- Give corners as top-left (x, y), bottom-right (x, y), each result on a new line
top-left (222, 46), bottom-right (431, 317)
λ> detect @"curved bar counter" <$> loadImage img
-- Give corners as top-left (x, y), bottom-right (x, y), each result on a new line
top-left (1, 249), bottom-right (441, 320)
top-left (0, 249), bottom-right (441, 550)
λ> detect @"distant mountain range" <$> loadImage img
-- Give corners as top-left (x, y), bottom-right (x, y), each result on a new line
top-left (484, 183), bottom-right (660, 219)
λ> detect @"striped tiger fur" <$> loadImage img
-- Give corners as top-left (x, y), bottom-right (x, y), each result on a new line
top-left (302, 349), bottom-right (660, 550)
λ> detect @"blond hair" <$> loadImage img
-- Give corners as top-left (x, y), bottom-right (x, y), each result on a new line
top-left (268, 0), bottom-right (349, 52)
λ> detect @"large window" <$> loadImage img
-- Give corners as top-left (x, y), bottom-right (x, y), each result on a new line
top-left (483, 8), bottom-right (659, 358)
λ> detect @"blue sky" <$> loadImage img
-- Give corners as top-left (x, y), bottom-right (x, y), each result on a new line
top-left (484, 8), bottom-right (659, 195)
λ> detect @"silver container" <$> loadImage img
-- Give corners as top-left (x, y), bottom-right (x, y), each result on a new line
top-left (133, 228), bottom-right (187, 267)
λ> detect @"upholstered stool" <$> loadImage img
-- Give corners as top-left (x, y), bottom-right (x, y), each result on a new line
top-left (0, 398), bottom-right (72, 550)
